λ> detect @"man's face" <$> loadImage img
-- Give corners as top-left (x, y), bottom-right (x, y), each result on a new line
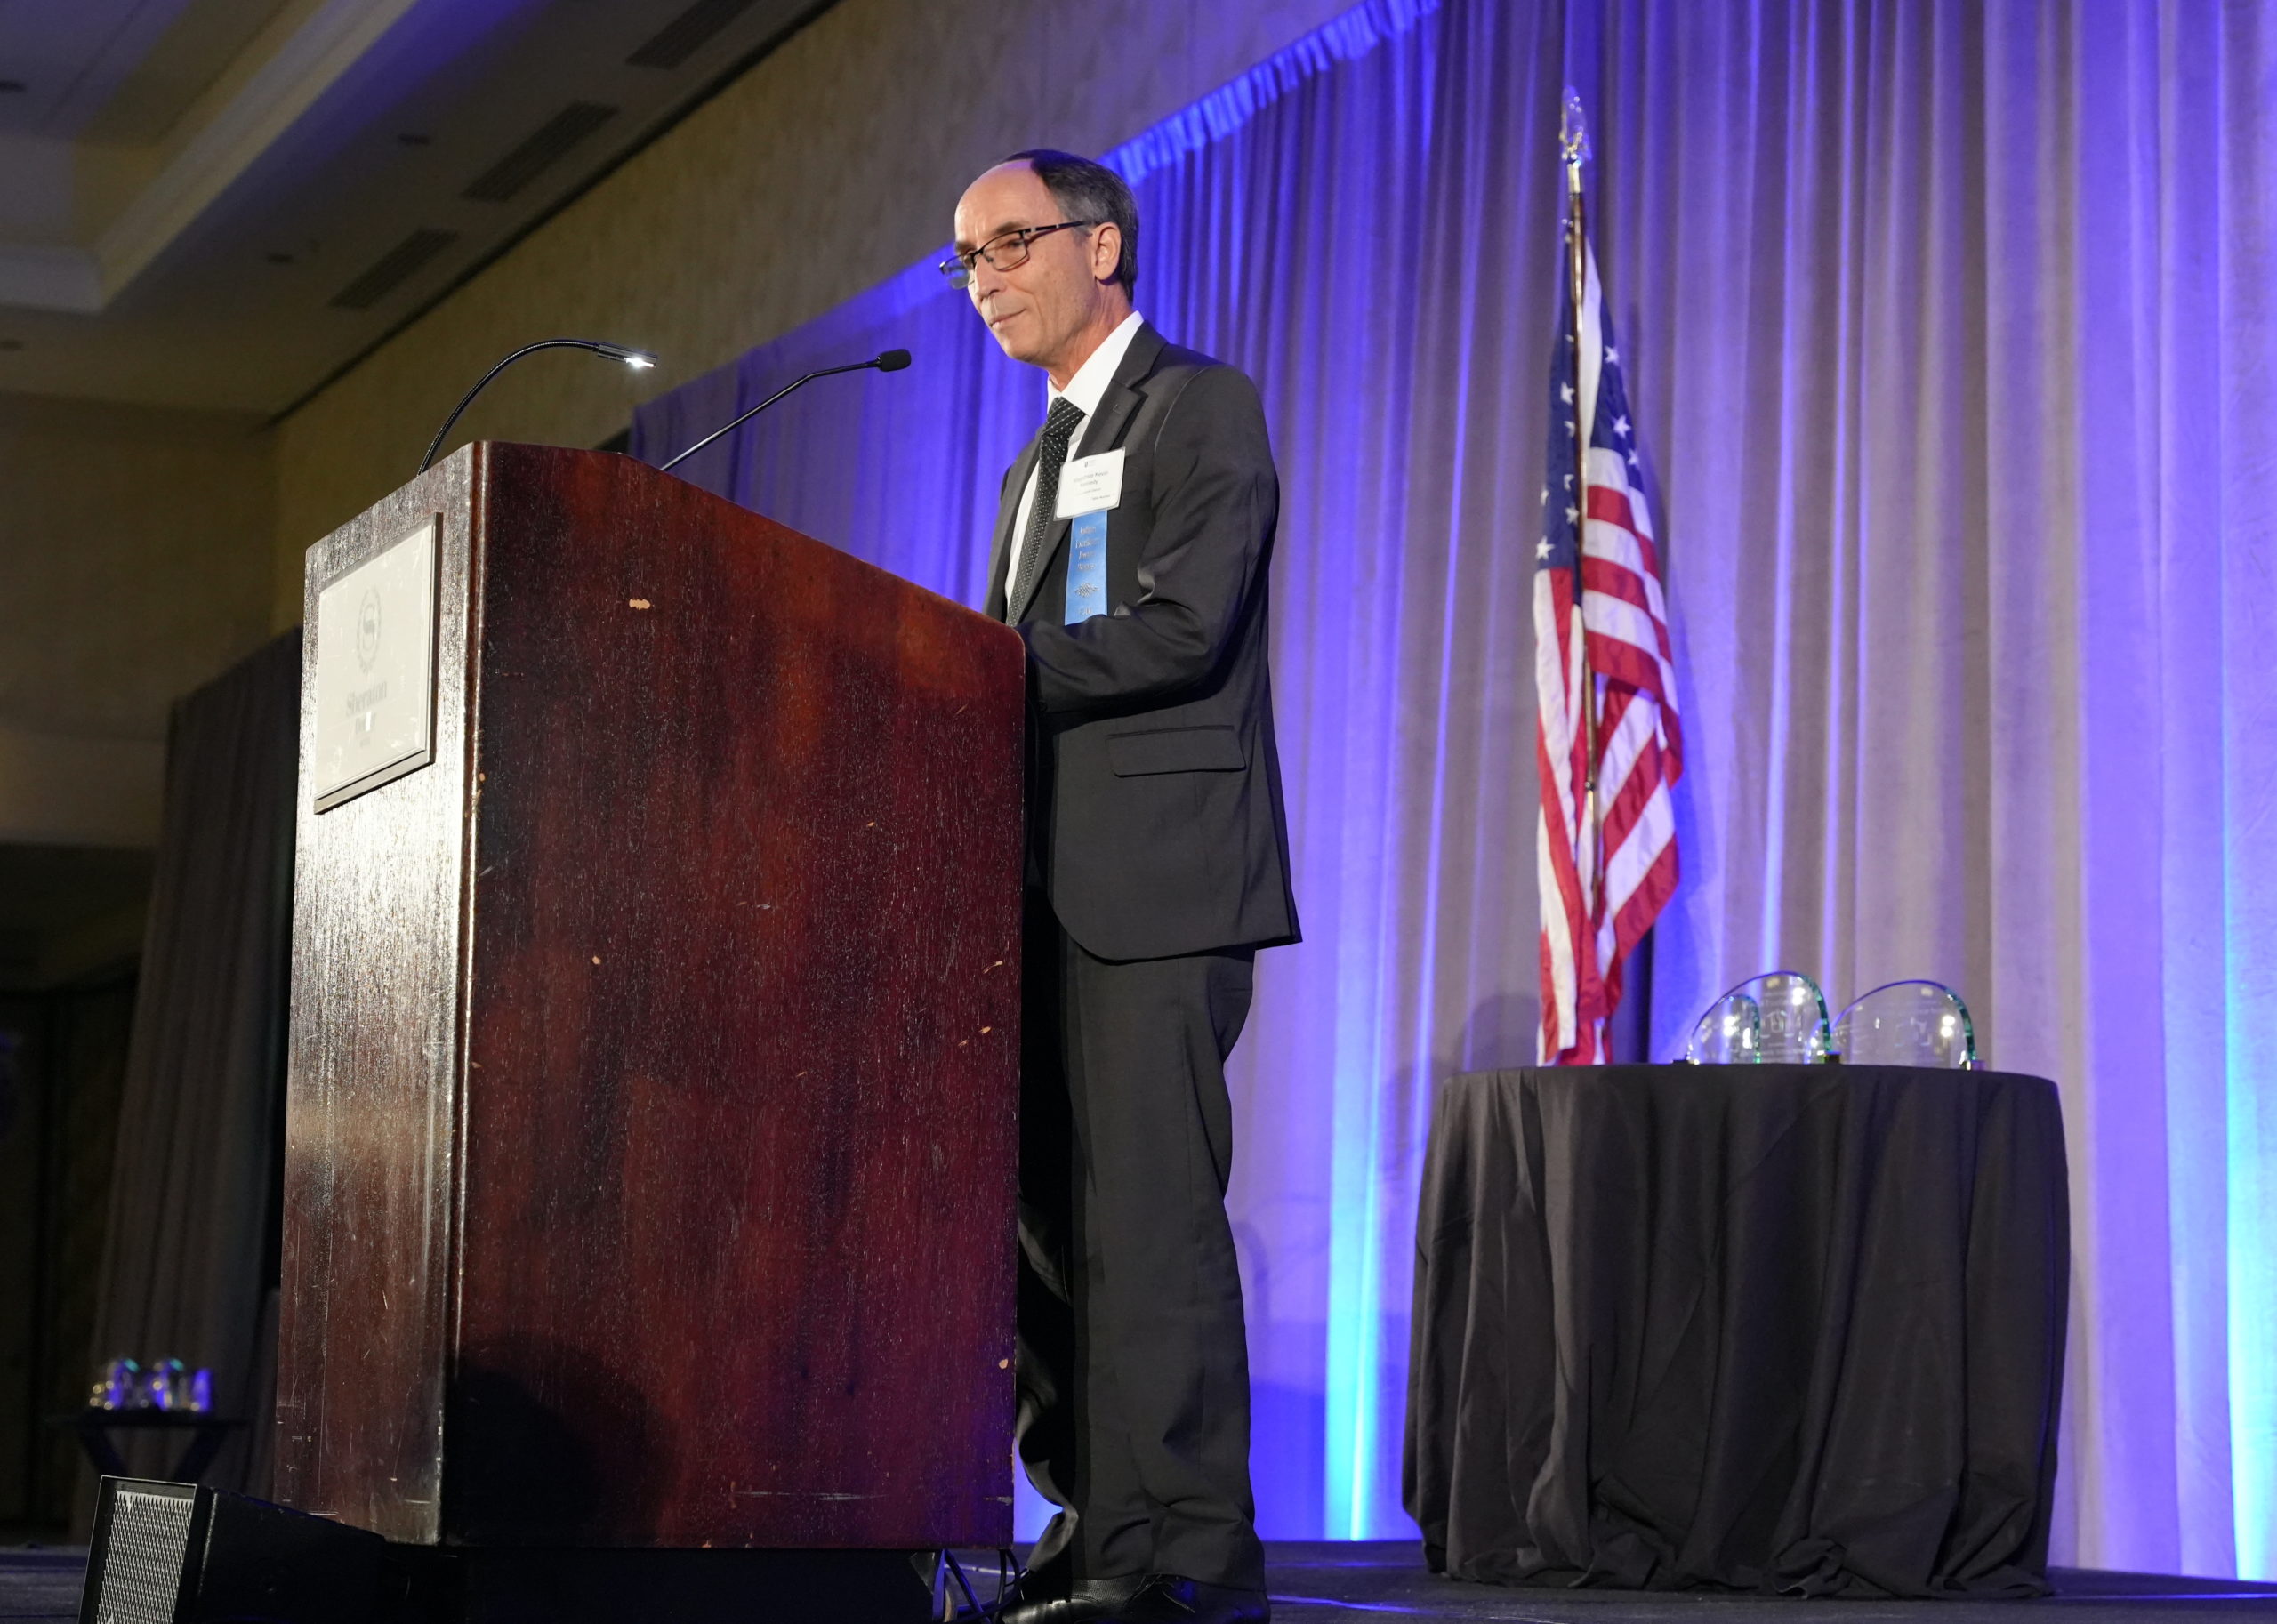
top-left (953, 163), bottom-right (1118, 374)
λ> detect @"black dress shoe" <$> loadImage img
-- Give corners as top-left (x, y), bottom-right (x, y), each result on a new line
top-left (998, 1574), bottom-right (1146, 1624)
top-left (1108, 1573), bottom-right (1270, 1624)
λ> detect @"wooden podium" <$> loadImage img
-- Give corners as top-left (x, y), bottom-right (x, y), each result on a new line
top-left (275, 444), bottom-right (1024, 1598)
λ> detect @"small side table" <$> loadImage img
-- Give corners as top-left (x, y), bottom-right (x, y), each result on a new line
top-left (50, 1410), bottom-right (248, 1483)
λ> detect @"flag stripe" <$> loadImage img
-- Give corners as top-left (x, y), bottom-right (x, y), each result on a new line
top-left (1535, 235), bottom-right (1682, 1065)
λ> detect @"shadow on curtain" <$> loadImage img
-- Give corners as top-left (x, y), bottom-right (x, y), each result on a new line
top-left (78, 631), bottom-right (300, 1527)
top-left (630, 0), bottom-right (2277, 1577)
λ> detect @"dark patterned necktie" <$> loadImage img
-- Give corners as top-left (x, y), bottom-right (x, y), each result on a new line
top-left (1011, 398), bottom-right (1087, 615)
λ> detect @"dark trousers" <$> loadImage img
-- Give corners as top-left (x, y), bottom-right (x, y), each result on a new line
top-left (1017, 890), bottom-right (1264, 1592)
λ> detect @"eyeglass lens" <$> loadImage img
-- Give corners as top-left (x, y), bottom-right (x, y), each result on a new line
top-left (945, 230), bottom-right (1028, 286)
top-left (942, 222), bottom-right (1098, 286)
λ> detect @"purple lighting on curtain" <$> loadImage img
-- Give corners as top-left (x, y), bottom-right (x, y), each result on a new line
top-left (631, 0), bottom-right (2277, 1575)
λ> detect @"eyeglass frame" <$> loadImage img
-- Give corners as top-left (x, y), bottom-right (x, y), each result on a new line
top-left (940, 220), bottom-right (1107, 289)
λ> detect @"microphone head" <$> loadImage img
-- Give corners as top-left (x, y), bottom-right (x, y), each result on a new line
top-left (874, 349), bottom-right (912, 372)
top-left (590, 340), bottom-right (657, 369)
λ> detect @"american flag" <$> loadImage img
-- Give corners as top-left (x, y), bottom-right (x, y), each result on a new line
top-left (1535, 238), bottom-right (1683, 1064)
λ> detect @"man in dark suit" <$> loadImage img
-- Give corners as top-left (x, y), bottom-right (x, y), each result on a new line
top-left (947, 151), bottom-right (1298, 1624)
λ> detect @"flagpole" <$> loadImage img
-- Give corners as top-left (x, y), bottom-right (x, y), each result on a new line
top-left (1561, 92), bottom-right (1604, 1057)
top-left (1560, 97), bottom-right (1600, 823)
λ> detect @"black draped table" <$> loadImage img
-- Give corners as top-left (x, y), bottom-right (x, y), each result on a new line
top-left (1402, 1065), bottom-right (2067, 1599)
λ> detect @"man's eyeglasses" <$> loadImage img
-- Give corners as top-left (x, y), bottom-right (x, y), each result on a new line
top-left (940, 221), bottom-right (1104, 288)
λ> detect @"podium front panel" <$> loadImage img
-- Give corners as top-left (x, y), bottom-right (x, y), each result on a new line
top-left (280, 444), bottom-right (1025, 1549)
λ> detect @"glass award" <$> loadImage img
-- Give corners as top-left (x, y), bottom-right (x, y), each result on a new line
top-left (1686, 970), bottom-right (1830, 1065)
top-left (1685, 993), bottom-right (1762, 1064)
top-left (1830, 980), bottom-right (1977, 1068)
top-left (1744, 971), bottom-right (1832, 1064)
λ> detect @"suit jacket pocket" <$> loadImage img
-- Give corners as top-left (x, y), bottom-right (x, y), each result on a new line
top-left (1105, 724), bottom-right (1246, 776)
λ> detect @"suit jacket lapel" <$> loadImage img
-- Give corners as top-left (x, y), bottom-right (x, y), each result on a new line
top-left (985, 435), bottom-right (1042, 622)
top-left (1006, 323), bottom-right (1167, 625)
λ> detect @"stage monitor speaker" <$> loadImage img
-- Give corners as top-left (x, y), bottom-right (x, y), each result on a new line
top-left (80, 1476), bottom-right (384, 1624)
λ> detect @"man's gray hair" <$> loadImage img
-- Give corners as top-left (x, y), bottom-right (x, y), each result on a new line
top-left (1009, 149), bottom-right (1138, 293)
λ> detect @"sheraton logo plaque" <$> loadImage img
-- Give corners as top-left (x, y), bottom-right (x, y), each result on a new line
top-left (312, 516), bottom-right (439, 811)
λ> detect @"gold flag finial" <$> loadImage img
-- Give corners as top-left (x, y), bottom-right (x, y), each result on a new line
top-left (1559, 87), bottom-right (1591, 171)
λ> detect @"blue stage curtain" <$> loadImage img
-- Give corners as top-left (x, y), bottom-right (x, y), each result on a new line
top-left (631, 0), bottom-right (2277, 1578)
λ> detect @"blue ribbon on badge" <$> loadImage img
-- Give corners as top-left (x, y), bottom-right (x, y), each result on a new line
top-left (1065, 511), bottom-right (1108, 623)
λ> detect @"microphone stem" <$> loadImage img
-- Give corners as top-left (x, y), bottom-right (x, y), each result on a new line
top-left (419, 339), bottom-right (634, 475)
top-left (656, 358), bottom-right (882, 474)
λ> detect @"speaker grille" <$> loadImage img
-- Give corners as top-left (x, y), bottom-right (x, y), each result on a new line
top-left (462, 101), bottom-right (619, 202)
top-left (92, 1486), bottom-right (193, 1624)
top-left (328, 229), bottom-right (460, 310)
top-left (627, 0), bottom-right (761, 69)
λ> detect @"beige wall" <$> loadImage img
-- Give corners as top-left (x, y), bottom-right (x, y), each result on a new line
top-left (0, 392), bottom-right (275, 847)
top-left (270, 0), bottom-right (1355, 625)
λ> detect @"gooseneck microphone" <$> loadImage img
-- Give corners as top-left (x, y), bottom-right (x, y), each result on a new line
top-left (656, 349), bottom-right (911, 475)
top-left (417, 338), bottom-right (657, 475)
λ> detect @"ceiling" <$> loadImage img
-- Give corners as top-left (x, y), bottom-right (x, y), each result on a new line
top-left (0, 0), bottom-right (833, 415)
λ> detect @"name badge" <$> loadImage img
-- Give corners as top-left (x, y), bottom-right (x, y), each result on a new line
top-left (1055, 448), bottom-right (1125, 519)
top-left (1065, 512), bottom-right (1108, 623)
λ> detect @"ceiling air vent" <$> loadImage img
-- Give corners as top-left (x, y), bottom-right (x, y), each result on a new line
top-left (462, 101), bottom-right (619, 203)
top-left (329, 229), bottom-right (460, 310)
top-left (627, 0), bottom-right (762, 69)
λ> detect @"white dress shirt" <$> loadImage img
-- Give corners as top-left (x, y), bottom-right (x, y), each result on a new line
top-left (1005, 310), bottom-right (1146, 604)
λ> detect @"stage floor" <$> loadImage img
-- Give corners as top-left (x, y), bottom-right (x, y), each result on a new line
top-left (1251, 1544), bottom-right (2277, 1620)
top-left (7, 1540), bottom-right (2275, 1621)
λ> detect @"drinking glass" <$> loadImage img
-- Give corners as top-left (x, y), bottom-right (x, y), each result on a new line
top-left (89, 1357), bottom-right (140, 1411)
top-left (147, 1358), bottom-right (191, 1411)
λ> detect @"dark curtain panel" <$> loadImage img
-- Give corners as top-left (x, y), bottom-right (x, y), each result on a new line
top-left (3, 977), bottom-right (138, 1531)
top-left (80, 630), bottom-right (299, 1517)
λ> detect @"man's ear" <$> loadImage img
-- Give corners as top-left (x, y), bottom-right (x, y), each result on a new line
top-left (1092, 222), bottom-right (1122, 286)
